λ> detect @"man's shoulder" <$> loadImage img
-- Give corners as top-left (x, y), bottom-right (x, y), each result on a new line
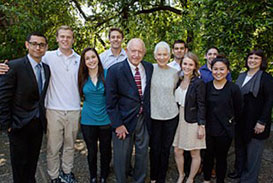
top-left (200, 64), bottom-right (208, 71)
top-left (142, 60), bottom-right (153, 67)
top-left (109, 59), bottom-right (126, 70)
top-left (45, 50), bottom-right (58, 56)
top-left (99, 49), bottom-right (110, 58)
top-left (8, 57), bottom-right (26, 67)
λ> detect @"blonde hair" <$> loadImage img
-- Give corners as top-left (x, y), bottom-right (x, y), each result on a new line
top-left (182, 52), bottom-right (200, 77)
top-left (56, 25), bottom-right (74, 38)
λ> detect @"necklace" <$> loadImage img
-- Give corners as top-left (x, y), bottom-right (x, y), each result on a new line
top-left (62, 58), bottom-right (72, 72)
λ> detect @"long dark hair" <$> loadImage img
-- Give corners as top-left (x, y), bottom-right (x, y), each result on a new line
top-left (245, 49), bottom-right (267, 71)
top-left (78, 47), bottom-right (105, 99)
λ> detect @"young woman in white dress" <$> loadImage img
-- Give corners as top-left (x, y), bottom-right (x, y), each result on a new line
top-left (173, 52), bottom-right (206, 183)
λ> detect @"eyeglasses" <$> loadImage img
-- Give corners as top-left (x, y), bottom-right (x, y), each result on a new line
top-left (28, 42), bottom-right (47, 49)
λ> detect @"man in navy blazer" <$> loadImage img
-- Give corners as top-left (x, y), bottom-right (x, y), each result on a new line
top-left (106, 38), bottom-right (153, 183)
top-left (0, 32), bottom-right (50, 183)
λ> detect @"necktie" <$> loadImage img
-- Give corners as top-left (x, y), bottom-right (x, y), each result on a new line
top-left (36, 64), bottom-right (43, 94)
top-left (135, 67), bottom-right (142, 96)
top-left (134, 67), bottom-right (143, 113)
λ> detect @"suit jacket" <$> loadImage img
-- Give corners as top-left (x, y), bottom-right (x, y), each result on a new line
top-left (177, 76), bottom-right (206, 125)
top-left (0, 56), bottom-right (50, 132)
top-left (106, 59), bottom-right (153, 135)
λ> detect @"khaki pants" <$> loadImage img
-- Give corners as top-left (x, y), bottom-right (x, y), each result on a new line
top-left (46, 109), bottom-right (80, 179)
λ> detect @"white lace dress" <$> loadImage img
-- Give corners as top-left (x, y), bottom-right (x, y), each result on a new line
top-left (172, 87), bottom-right (206, 150)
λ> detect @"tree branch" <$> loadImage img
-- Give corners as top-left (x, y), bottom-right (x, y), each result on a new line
top-left (136, 5), bottom-right (182, 15)
top-left (70, 0), bottom-right (88, 20)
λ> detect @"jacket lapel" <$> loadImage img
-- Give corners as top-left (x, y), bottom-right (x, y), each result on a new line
top-left (24, 56), bottom-right (39, 96)
top-left (42, 63), bottom-right (50, 97)
top-left (122, 59), bottom-right (139, 92)
top-left (142, 61), bottom-right (152, 96)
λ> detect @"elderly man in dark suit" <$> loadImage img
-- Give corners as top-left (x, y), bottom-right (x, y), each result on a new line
top-left (0, 32), bottom-right (50, 183)
top-left (106, 38), bottom-right (153, 183)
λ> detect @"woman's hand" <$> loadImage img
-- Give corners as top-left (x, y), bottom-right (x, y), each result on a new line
top-left (197, 125), bottom-right (205, 139)
top-left (254, 122), bottom-right (265, 134)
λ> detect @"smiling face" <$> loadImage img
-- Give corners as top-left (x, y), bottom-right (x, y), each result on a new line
top-left (182, 57), bottom-right (196, 77)
top-left (126, 39), bottom-right (145, 66)
top-left (84, 50), bottom-right (99, 70)
top-left (172, 43), bottom-right (186, 61)
top-left (56, 29), bottom-right (74, 51)
top-left (212, 61), bottom-right (229, 82)
top-left (247, 54), bottom-right (262, 72)
top-left (206, 48), bottom-right (218, 65)
top-left (155, 47), bottom-right (170, 68)
top-left (25, 35), bottom-right (48, 62)
top-left (109, 30), bottom-right (123, 50)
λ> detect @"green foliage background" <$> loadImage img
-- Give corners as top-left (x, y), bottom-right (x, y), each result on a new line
top-left (1, 0), bottom-right (272, 78)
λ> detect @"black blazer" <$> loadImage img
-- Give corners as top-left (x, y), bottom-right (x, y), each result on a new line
top-left (237, 72), bottom-right (273, 142)
top-left (106, 59), bottom-right (153, 135)
top-left (0, 56), bottom-right (50, 132)
top-left (177, 77), bottom-right (206, 125)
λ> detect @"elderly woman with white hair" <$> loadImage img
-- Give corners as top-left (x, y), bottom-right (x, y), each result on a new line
top-left (149, 41), bottom-right (179, 183)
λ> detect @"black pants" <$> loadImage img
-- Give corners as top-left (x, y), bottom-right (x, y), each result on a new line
top-left (8, 118), bottom-right (43, 183)
top-left (203, 135), bottom-right (232, 183)
top-left (150, 116), bottom-right (178, 183)
top-left (81, 124), bottom-right (112, 179)
top-left (233, 125), bottom-right (246, 176)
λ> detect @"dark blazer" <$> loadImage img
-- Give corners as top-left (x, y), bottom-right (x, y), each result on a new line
top-left (0, 56), bottom-right (50, 132)
top-left (237, 72), bottom-right (273, 142)
top-left (106, 59), bottom-right (153, 135)
top-left (177, 77), bottom-right (206, 125)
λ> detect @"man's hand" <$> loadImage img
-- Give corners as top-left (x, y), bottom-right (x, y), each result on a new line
top-left (0, 60), bottom-right (9, 74)
top-left (254, 122), bottom-right (265, 134)
top-left (115, 125), bottom-right (129, 140)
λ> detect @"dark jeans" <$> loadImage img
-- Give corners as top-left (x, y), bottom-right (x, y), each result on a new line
top-left (8, 118), bottom-right (43, 183)
top-left (150, 116), bottom-right (179, 183)
top-left (81, 124), bottom-right (112, 179)
top-left (203, 135), bottom-right (232, 183)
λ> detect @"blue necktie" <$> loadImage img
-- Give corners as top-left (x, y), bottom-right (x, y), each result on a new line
top-left (36, 64), bottom-right (43, 94)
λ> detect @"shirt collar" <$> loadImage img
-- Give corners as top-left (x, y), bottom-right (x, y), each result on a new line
top-left (127, 59), bottom-right (143, 72)
top-left (27, 54), bottom-right (42, 68)
top-left (57, 48), bottom-right (76, 58)
top-left (108, 48), bottom-right (126, 57)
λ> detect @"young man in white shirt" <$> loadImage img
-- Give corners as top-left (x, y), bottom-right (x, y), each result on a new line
top-left (168, 40), bottom-right (187, 71)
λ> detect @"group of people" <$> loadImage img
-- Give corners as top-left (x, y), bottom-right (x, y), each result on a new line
top-left (0, 25), bottom-right (272, 183)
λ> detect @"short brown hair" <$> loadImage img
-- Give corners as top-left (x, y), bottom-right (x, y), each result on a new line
top-left (108, 28), bottom-right (124, 39)
top-left (56, 25), bottom-right (74, 38)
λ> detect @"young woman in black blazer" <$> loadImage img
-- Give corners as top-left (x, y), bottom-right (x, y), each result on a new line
top-left (173, 52), bottom-right (206, 183)
top-left (203, 56), bottom-right (243, 183)
top-left (232, 50), bottom-right (273, 183)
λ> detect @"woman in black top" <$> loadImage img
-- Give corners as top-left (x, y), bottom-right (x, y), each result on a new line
top-left (232, 50), bottom-right (273, 183)
top-left (203, 56), bottom-right (242, 183)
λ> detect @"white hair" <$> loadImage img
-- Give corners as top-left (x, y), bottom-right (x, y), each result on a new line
top-left (154, 41), bottom-right (170, 56)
